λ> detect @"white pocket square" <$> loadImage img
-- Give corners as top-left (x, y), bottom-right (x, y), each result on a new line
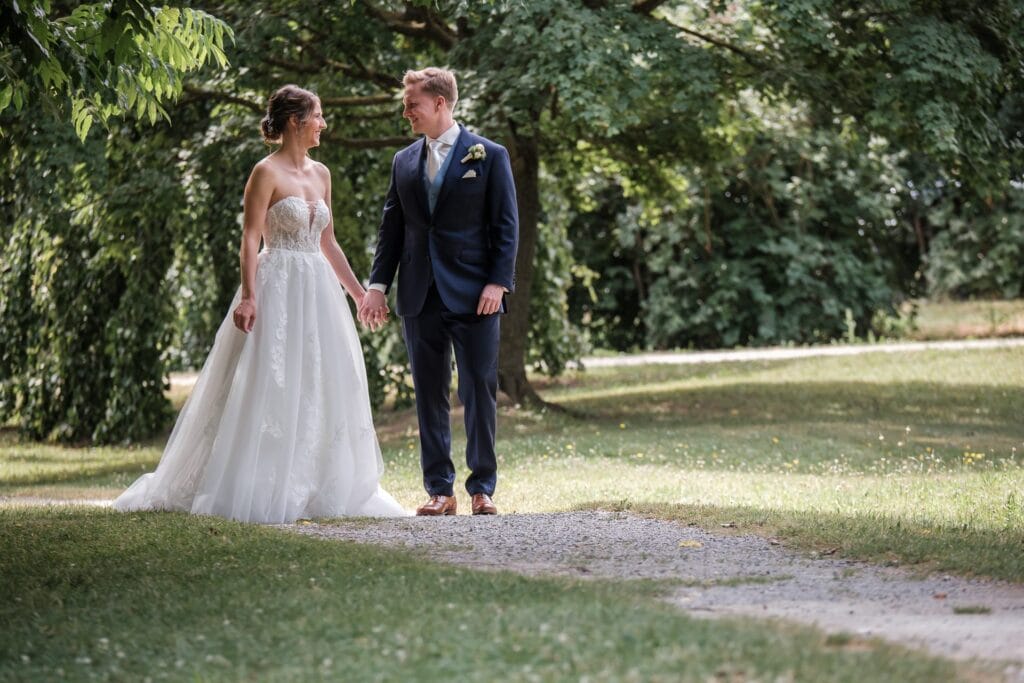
top-left (461, 170), bottom-right (478, 179)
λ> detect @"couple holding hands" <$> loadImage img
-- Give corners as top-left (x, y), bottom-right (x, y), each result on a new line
top-left (115, 67), bottom-right (519, 523)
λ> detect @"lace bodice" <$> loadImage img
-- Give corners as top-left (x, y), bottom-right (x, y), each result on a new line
top-left (264, 196), bottom-right (329, 252)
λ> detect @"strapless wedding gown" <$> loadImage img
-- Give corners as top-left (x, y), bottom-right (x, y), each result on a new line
top-left (115, 196), bottom-right (407, 522)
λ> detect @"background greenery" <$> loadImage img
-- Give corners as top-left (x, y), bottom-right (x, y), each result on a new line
top-left (2, 0), bottom-right (1023, 443)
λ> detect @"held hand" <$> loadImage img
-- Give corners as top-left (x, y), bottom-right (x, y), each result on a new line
top-left (476, 284), bottom-right (505, 316)
top-left (351, 288), bottom-right (369, 313)
top-left (358, 288), bottom-right (390, 331)
top-left (233, 299), bottom-right (256, 333)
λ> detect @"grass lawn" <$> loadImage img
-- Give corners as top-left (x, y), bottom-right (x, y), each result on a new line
top-left (0, 507), bottom-right (962, 682)
top-left (1, 345), bottom-right (1021, 679)
top-left (3, 346), bottom-right (1023, 581)
top-left (907, 299), bottom-right (1024, 340)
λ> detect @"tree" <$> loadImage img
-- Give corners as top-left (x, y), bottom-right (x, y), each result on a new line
top-left (743, 0), bottom-right (1023, 191)
top-left (0, 0), bottom-right (231, 139)
top-left (156, 0), bottom-right (713, 407)
top-left (256, 0), bottom-right (1023, 402)
top-left (316, 0), bottom-right (722, 405)
top-left (3, 0), bottom-right (1022, 443)
top-left (0, 2), bottom-right (231, 442)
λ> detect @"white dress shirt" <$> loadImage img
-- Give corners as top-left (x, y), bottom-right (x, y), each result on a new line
top-left (368, 123), bottom-right (460, 295)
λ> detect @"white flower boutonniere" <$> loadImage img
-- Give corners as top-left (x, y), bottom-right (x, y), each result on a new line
top-left (461, 144), bottom-right (486, 163)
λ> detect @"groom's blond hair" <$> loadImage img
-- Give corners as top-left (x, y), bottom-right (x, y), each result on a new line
top-left (403, 67), bottom-right (458, 109)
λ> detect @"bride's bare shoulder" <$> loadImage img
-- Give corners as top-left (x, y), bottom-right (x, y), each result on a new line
top-left (253, 155), bottom-right (281, 174)
top-left (311, 159), bottom-right (330, 177)
top-left (249, 156), bottom-right (281, 182)
top-left (244, 158), bottom-right (281, 201)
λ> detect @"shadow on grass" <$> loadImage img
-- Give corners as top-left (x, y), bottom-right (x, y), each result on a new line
top-left (578, 499), bottom-right (1024, 584)
top-left (537, 357), bottom-right (814, 389)
top-left (557, 380), bottom-right (1024, 427)
top-left (0, 450), bottom-right (157, 488)
top-left (0, 462), bottom-right (154, 490)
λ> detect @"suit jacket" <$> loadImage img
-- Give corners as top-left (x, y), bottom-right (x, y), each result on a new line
top-left (369, 124), bottom-right (519, 317)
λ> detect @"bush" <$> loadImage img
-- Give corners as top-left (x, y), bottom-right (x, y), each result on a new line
top-left (569, 127), bottom-right (907, 350)
top-left (924, 185), bottom-right (1024, 299)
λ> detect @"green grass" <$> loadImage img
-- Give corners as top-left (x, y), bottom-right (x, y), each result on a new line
top-left (0, 507), bottom-right (960, 682)
top-left (951, 605), bottom-right (992, 615)
top-left (0, 434), bottom-right (162, 498)
top-left (2, 345), bottom-right (1022, 678)
top-left (907, 299), bottom-right (1024, 340)
top-left (3, 347), bottom-right (1024, 581)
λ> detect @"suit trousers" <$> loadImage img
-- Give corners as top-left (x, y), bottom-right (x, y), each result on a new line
top-left (402, 283), bottom-right (500, 497)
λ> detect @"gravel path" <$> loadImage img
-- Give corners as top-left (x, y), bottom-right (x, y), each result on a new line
top-left (284, 511), bottom-right (1024, 677)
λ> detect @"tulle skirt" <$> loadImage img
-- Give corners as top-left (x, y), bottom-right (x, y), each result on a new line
top-left (114, 248), bottom-right (408, 522)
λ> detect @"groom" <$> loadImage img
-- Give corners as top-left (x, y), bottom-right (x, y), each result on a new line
top-left (359, 67), bottom-right (519, 516)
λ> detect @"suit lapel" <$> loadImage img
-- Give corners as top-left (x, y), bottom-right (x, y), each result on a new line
top-left (406, 139), bottom-right (430, 220)
top-left (434, 127), bottom-right (470, 214)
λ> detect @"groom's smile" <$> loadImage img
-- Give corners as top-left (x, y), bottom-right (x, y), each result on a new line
top-left (402, 83), bottom-right (447, 139)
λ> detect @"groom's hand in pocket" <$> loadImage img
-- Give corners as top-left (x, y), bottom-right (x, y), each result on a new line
top-left (476, 284), bottom-right (505, 316)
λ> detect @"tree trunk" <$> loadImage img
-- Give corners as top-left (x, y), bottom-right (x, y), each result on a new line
top-left (498, 126), bottom-right (546, 407)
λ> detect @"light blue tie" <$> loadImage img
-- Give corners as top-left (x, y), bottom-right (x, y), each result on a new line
top-left (425, 140), bottom-right (456, 215)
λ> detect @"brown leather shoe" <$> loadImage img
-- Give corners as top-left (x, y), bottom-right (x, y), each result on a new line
top-left (416, 495), bottom-right (457, 516)
top-left (471, 493), bottom-right (497, 516)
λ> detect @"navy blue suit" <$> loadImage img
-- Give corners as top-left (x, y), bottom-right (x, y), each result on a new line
top-left (369, 125), bottom-right (519, 497)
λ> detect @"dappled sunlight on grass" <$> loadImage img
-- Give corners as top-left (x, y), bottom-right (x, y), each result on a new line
top-left (487, 458), bottom-right (1024, 531)
top-left (409, 346), bottom-right (1022, 578)
top-left (4, 346), bottom-right (1022, 580)
top-left (0, 431), bottom-right (160, 491)
top-left (502, 351), bottom-right (1024, 478)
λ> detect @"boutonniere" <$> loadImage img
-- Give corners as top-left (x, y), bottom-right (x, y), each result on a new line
top-left (461, 144), bottom-right (486, 163)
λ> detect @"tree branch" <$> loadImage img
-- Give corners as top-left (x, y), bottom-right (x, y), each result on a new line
top-left (180, 91), bottom-right (411, 148)
top-left (325, 133), bottom-right (416, 149)
top-left (321, 94), bottom-right (397, 107)
top-left (182, 85), bottom-right (261, 112)
top-left (264, 52), bottom-right (399, 91)
top-left (264, 55), bottom-right (320, 74)
top-left (183, 86), bottom-right (397, 113)
top-left (362, 1), bottom-right (458, 50)
top-left (632, 0), bottom-right (670, 15)
top-left (655, 16), bottom-right (762, 66)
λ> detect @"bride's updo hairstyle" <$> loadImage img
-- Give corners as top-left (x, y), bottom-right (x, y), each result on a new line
top-left (260, 85), bottom-right (318, 144)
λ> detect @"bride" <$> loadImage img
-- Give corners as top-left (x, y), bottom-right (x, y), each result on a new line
top-left (115, 85), bottom-right (408, 522)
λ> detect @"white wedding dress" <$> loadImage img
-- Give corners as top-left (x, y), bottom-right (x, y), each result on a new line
top-left (115, 196), bottom-right (408, 523)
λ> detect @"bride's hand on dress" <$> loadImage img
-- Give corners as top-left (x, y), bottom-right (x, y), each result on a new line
top-left (233, 299), bottom-right (256, 333)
